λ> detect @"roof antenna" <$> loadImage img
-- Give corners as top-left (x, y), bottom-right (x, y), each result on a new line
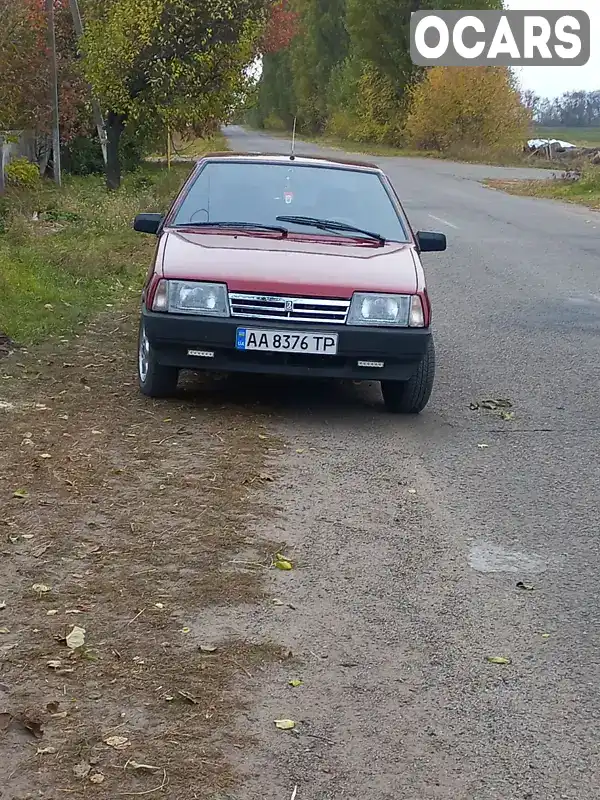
top-left (290, 116), bottom-right (297, 160)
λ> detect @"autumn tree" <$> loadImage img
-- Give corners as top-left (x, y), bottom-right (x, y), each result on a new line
top-left (0, 0), bottom-right (87, 166)
top-left (81, 0), bottom-right (270, 190)
top-left (404, 66), bottom-right (531, 155)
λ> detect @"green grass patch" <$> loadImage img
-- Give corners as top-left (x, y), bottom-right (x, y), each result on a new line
top-left (485, 167), bottom-right (600, 210)
top-left (534, 126), bottom-right (600, 148)
top-left (0, 134), bottom-right (228, 345)
top-left (0, 164), bottom-right (194, 344)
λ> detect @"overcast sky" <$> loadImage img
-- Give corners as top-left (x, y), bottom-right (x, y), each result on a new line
top-left (505, 0), bottom-right (599, 98)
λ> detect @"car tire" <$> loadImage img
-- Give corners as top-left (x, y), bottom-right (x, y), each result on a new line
top-left (381, 337), bottom-right (435, 414)
top-left (137, 319), bottom-right (179, 398)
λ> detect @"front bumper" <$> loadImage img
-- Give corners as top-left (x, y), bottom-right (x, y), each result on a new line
top-left (141, 310), bottom-right (431, 381)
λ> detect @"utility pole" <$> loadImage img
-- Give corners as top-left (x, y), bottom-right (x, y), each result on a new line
top-left (47, 0), bottom-right (61, 186)
top-left (68, 0), bottom-right (107, 164)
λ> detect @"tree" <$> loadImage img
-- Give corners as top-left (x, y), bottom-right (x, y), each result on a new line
top-left (345, 0), bottom-right (504, 106)
top-left (262, 0), bottom-right (298, 53)
top-left (289, 0), bottom-right (349, 133)
top-left (0, 0), bottom-right (86, 185)
top-left (404, 66), bottom-right (531, 155)
top-left (81, 0), bottom-right (269, 189)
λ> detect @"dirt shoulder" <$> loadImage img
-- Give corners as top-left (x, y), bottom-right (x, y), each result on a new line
top-left (0, 307), bottom-right (289, 797)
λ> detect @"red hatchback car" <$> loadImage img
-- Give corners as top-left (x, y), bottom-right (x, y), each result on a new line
top-left (134, 153), bottom-right (446, 413)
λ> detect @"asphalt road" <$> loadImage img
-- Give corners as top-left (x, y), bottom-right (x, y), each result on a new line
top-left (221, 126), bottom-right (600, 800)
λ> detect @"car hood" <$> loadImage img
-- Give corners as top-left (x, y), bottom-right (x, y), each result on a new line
top-left (161, 230), bottom-right (419, 298)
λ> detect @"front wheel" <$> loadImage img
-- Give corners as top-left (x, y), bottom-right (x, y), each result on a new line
top-left (137, 319), bottom-right (179, 398)
top-left (381, 337), bottom-right (435, 414)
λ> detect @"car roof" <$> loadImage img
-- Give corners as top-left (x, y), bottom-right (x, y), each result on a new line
top-left (199, 151), bottom-right (383, 173)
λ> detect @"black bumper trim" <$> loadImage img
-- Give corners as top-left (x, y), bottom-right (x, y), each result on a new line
top-left (142, 310), bottom-right (431, 381)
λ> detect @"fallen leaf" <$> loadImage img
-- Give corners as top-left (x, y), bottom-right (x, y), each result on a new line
top-left (181, 627), bottom-right (190, 634)
top-left (47, 660), bottom-right (62, 670)
top-left (199, 645), bottom-right (217, 653)
top-left (288, 679), bottom-right (303, 688)
top-left (154, 603), bottom-right (164, 609)
top-left (126, 761), bottom-right (161, 773)
top-left (40, 453), bottom-right (52, 459)
top-left (13, 489), bottom-right (29, 499)
top-left (0, 627), bottom-right (9, 634)
top-left (274, 719), bottom-right (295, 730)
top-left (33, 544), bottom-right (51, 558)
top-left (477, 444), bottom-right (489, 449)
top-left (73, 761), bottom-right (91, 779)
top-left (50, 711), bottom-right (68, 719)
top-left (104, 735), bottom-right (130, 750)
top-left (541, 633), bottom-right (551, 639)
top-left (32, 584), bottom-right (51, 594)
top-left (89, 773), bottom-right (105, 784)
top-left (258, 434), bottom-right (268, 440)
top-left (46, 610), bottom-right (58, 616)
top-left (66, 625), bottom-right (86, 650)
top-left (22, 534), bottom-right (34, 540)
top-left (499, 411), bottom-right (515, 421)
top-left (296, 448), bottom-right (305, 454)
top-left (486, 656), bottom-right (511, 665)
top-left (516, 581), bottom-right (535, 591)
top-left (259, 473), bottom-right (275, 482)
top-left (274, 553), bottom-right (293, 570)
top-left (37, 746), bottom-right (57, 755)
top-left (0, 601), bottom-right (5, 610)
top-left (272, 599), bottom-right (285, 606)
top-left (408, 488), bottom-right (417, 494)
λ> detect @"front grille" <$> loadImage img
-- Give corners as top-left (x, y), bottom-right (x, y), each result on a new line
top-left (229, 293), bottom-right (350, 325)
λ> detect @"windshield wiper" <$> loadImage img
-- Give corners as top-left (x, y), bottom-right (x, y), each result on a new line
top-left (173, 221), bottom-right (288, 236)
top-left (276, 215), bottom-right (385, 245)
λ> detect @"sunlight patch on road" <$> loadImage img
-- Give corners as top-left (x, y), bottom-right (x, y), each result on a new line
top-left (468, 542), bottom-right (547, 573)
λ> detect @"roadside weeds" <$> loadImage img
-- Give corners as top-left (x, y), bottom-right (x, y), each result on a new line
top-left (484, 169), bottom-right (600, 212)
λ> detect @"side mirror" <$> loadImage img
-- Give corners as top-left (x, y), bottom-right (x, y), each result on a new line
top-left (416, 230), bottom-right (447, 252)
top-left (133, 213), bottom-right (163, 234)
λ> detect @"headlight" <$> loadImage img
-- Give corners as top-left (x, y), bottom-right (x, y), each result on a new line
top-left (152, 280), bottom-right (229, 316)
top-left (347, 292), bottom-right (422, 327)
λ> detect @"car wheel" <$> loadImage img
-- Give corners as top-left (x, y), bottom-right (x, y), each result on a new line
top-left (381, 337), bottom-right (435, 414)
top-left (137, 319), bottom-right (179, 398)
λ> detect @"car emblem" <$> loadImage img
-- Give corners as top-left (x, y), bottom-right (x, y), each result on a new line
top-left (284, 300), bottom-right (293, 313)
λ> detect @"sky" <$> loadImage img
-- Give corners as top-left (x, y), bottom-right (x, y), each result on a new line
top-left (504, 0), bottom-right (600, 98)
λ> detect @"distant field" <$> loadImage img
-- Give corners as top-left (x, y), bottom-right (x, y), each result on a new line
top-left (534, 126), bottom-right (600, 147)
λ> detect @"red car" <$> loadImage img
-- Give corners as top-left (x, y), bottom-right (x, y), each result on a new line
top-left (134, 153), bottom-right (446, 413)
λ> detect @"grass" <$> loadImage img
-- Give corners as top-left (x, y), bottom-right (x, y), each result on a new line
top-left (534, 126), bottom-right (600, 148)
top-left (486, 167), bottom-right (600, 210)
top-left (0, 134), bottom-right (226, 345)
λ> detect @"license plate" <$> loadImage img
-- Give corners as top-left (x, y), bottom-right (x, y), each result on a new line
top-left (235, 328), bottom-right (338, 355)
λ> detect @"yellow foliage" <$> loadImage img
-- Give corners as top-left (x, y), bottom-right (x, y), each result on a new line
top-left (404, 67), bottom-right (532, 156)
top-left (327, 63), bottom-right (404, 146)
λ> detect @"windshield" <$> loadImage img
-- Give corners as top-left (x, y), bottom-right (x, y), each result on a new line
top-left (171, 161), bottom-right (409, 242)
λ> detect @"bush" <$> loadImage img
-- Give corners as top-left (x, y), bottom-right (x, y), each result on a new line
top-left (62, 127), bottom-right (150, 176)
top-left (262, 113), bottom-right (287, 132)
top-left (4, 158), bottom-right (40, 189)
top-left (404, 66), bottom-right (531, 156)
top-left (326, 57), bottom-right (405, 146)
